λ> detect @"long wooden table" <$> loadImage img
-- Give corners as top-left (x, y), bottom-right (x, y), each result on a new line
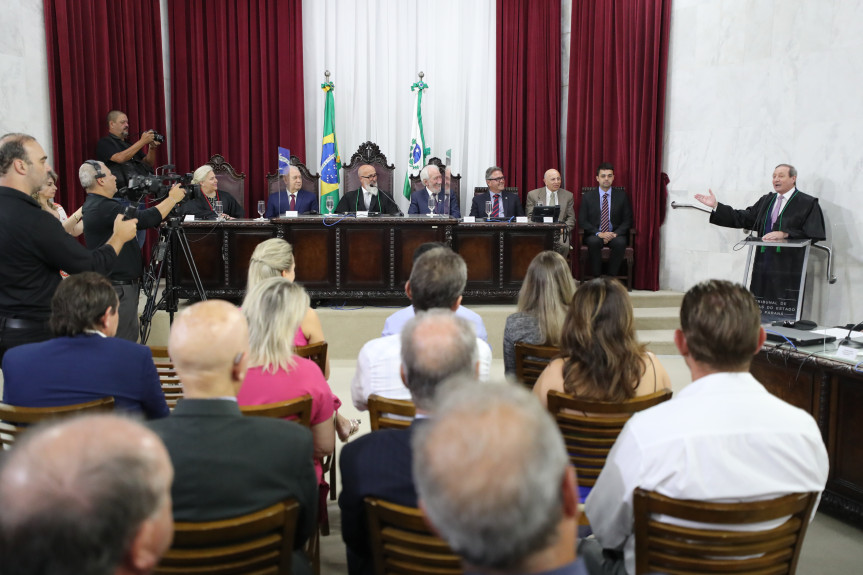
top-left (168, 217), bottom-right (565, 302)
top-left (751, 345), bottom-right (863, 527)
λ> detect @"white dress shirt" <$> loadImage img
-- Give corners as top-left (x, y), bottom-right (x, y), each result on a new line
top-left (350, 334), bottom-right (492, 411)
top-left (381, 305), bottom-right (489, 343)
top-left (545, 187), bottom-right (558, 206)
top-left (585, 371), bottom-right (829, 575)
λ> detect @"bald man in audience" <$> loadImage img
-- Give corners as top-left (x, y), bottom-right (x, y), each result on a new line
top-left (147, 300), bottom-right (317, 575)
top-left (340, 310), bottom-right (481, 575)
top-left (526, 169), bottom-right (576, 256)
top-left (581, 280), bottom-right (829, 575)
top-left (351, 247), bottom-right (492, 410)
top-left (0, 415), bottom-right (175, 575)
top-left (413, 382), bottom-right (588, 575)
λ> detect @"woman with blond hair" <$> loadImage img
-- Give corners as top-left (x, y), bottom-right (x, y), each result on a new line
top-left (178, 164), bottom-right (243, 220)
top-left (31, 169), bottom-right (84, 237)
top-left (503, 251), bottom-right (575, 376)
top-left (247, 238), bottom-right (360, 441)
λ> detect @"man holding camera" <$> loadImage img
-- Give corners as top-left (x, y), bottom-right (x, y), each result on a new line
top-left (96, 110), bottom-right (161, 191)
top-left (80, 160), bottom-right (184, 342)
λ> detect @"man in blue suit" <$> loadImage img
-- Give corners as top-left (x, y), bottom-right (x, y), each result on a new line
top-left (408, 164), bottom-right (460, 217)
top-left (339, 310), bottom-right (479, 575)
top-left (264, 166), bottom-right (318, 217)
top-left (469, 166), bottom-right (525, 219)
top-left (1, 272), bottom-right (169, 419)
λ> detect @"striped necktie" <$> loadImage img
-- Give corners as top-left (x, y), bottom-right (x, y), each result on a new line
top-left (600, 192), bottom-right (610, 232)
top-left (491, 194), bottom-right (501, 218)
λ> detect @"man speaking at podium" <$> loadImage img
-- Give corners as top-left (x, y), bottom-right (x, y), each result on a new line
top-left (694, 164), bottom-right (825, 312)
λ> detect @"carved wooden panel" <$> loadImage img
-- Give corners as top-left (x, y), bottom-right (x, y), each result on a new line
top-left (750, 356), bottom-right (816, 413)
top-left (456, 232), bottom-right (496, 285)
top-left (343, 228), bottom-right (388, 286)
top-left (288, 227), bottom-right (333, 285)
top-left (832, 376), bottom-right (863, 491)
top-left (394, 224), bottom-right (448, 285)
top-left (504, 230), bottom-right (554, 284)
top-left (227, 229), bottom-right (276, 288)
top-left (175, 229), bottom-right (224, 288)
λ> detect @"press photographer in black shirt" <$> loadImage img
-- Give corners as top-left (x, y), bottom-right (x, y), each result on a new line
top-left (81, 160), bottom-right (185, 342)
top-left (0, 133), bottom-right (138, 361)
top-left (95, 110), bottom-right (161, 191)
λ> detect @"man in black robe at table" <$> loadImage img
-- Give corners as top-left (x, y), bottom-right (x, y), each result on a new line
top-left (695, 163), bottom-right (826, 319)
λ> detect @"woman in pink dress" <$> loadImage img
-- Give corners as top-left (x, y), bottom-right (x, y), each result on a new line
top-left (239, 278), bottom-right (337, 484)
top-left (247, 238), bottom-right (359, 440)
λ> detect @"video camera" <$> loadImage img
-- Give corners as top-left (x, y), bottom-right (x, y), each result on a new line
top-left (119, 165), bottom-right (199, 203)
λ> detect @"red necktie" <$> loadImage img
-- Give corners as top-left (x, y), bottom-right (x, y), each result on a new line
top-left (290, 194), bottom-right (296, 212)
top-left (491, 194), bottom-right (500, 218)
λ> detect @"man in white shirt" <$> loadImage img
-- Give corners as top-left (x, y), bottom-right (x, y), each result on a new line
top-left (351, 247), bottom-right (491, 410)
top-left (381, 243), bottom-right (488, 342)
top-left (526, 169), bottom-right (575, 256)
top-left (581, 279), bottom-right (829, 575)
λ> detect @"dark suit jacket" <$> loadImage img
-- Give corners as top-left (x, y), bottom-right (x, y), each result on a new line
top-left (335, 189), bottom-right (401, 215)
top-left (710, 189), bottom-right (826, 241)
top-left (578, 186), bottom-right (632, 237)
top-left (178, 188), bottom-right (244, 219)
top-left (1, 333), bottom-right (169, 419)
top-left (264, 189), bottom-right (318, 217)
top-left (148, 399), bottom-right (317, 575)
top-left (339, 420), bottom-right (426, 575)
top-left (407, 188), bottom-right (461, 218)
top-left (469, 191), bottom-right (525, 218)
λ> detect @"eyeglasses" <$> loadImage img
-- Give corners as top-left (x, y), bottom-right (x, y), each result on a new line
top-left (487, 176), bottom-right (505, 182)
top-left (360, 174), bottom-right (378, 179)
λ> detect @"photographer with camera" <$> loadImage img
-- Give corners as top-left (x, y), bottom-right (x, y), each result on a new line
top-left (95, 110), bottom-right (162, 190)
top-left (80, 160), bottom-right (185, 342)
top-left (178, 164), bottom-right (244, 220)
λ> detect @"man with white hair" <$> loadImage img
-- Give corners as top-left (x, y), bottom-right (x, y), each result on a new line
top-left (81, 159), bottom-right (184, 341)
top-left (340, 310), bottom-right (480, 575)
top-left (0, 414), bottom-right (175, 575)
top-left (413, 382), bottom-right (588, 575)
top-left (408, 164), bottom-right (460, 217)
top-left (265, 165), bottom-right (318, 216)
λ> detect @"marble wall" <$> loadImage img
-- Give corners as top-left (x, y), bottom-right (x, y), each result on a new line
top-left (0, 0), bottom-right (52, 162)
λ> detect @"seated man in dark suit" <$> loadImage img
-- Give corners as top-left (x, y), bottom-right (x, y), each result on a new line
top-left (147, 300), bottom-right (317, 575)
top-left (265, 165), bottom-right (318, 217)
top-left (339, 310), bottom-right (480, 575)
top-left (578, 162), bottom-right (632, 277)
top-left (2, 272), bottom-right (169, 419)
top-left (408, 164), bottom-right (460, 217)
top-left (469, 166), bottom-right (525, 219)
top-left (336, 164), bottom-right (401, 214)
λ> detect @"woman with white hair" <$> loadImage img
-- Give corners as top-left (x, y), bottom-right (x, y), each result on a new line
top-left (178, 164), bottom-right (243, 220)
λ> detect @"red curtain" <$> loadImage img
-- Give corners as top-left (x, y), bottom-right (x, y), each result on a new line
top-left (565, 0), bottom-right (672, 290)
top-left (496, 0), bottom-right (561, 200)
top-left (168, 0), bottom-right (306, 215)
top-left (44, 0), bottom-right (166, 212)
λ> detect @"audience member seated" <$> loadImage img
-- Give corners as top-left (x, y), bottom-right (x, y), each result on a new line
top-left (265, 165), bottom-right (318, 217)
top-left (340, 310), bottom-right (480, 575)
top-left (178, 164), bottom-right (243, 220)
top-left (413, 382), bottom-right (588, 575)
top-left (246, 239), bottom-right (360, 441)
top-left (239, 278), bottom-right (337, 487)
top-left (2, 272), bottom-right (169, 419)
top-left (503, 250), bottom-right (574, 377)
top-left (580, 280), bottom-right (830, 575)
top-left (147, 300), bottom-right (317, 575)
top-left (32, 168), bottom-right (83, 237)
top-left (381, 242), bottom-right (488, 342)
top-left (0, 414), bottom-right (175, 575)
top-left (351, 247), bottom-right (492, 411)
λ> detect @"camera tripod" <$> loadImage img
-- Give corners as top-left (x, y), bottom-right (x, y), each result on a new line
top-left (139, 217), bottom-right (207, 343)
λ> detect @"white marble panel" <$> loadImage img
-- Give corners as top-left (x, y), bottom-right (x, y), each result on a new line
top-left (561, 0), bottom-right (572, 37)
top-left (742, 0), bottom-right (773, 62)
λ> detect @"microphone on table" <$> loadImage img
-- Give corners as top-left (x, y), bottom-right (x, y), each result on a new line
top-left (371, 186), bottom-right (403, 216)
top-left (839, 320), bottom-right (863, 349)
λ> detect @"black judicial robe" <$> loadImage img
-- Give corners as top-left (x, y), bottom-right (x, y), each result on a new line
top-left (710, 189), bottom-right (826, 317)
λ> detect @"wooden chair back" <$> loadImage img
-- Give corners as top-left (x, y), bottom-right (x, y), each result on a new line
top-left (578, 186), bottom-right (635, 289)
top-left (546, 389), bottom-right (672, 488)
top-left (633, 488), bottom-right (818, 575)
top-left (295, 341), bottom-right (328, 376)
top-left (240, 395), bottom-right (313, 428)
top-left (365, 497), bottom-right (462, 575)
top-left (513, 342), bottom-right (560, 389)
top-left (342, 141), bottom-right (396, 196)
top-left (207, 154), bottom-right (246, 215)
top-left (473, 186), bottom-right (518, 197)
top-left (150, 346), bottom-right (183, 408)
top-left (266, 155), bottom-right (321, 200)
top-left (156, 498), bottom-right (300, 575)
top-left (368, 395), bottom-right (416, 431)
top-left (0, 397), bottom-right (115, 448)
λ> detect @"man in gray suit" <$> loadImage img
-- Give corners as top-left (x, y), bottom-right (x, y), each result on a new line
top-left (148, 300), bottom-right (317, 575)
top-left (526, 169), bottom-right (575, 256)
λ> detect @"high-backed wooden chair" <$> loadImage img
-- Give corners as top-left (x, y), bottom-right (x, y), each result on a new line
top-left (295, 341), bottom-right (328, 377)
top-left (206, 154), bottom-right (246, 215)
top-left (368, 395), bottom-right (416, 431)
top-left (265, 155), bottom-right (322, 200)
top-left (156, 498), bottom-right (301, 575)
top-left (473, 185), bottom-right (519, 197)
top-left (365, 497), bottom-right (462, 575)
top-left (342, 142), bottom-right (396, 196)
top-left (150, 346), bottom-right (183, 408)
top-left (407, 157), bottom-right (462, 198)
top-left (633, 488), bottom-right (818, 575)
top-left (0, 397), bottom-right (115, 448)
top-left (578, 187), bottom-right (635, 290)
top-left (240, 395), bottom-right (313, 428)
top-left (546, 389), bottom-right (672, 491)
top-left (513, 342), bottom-right (560, 389)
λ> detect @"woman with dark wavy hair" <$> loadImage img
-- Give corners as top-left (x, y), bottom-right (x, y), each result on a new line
top-left (533, 277), bottom-right (670, 408)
